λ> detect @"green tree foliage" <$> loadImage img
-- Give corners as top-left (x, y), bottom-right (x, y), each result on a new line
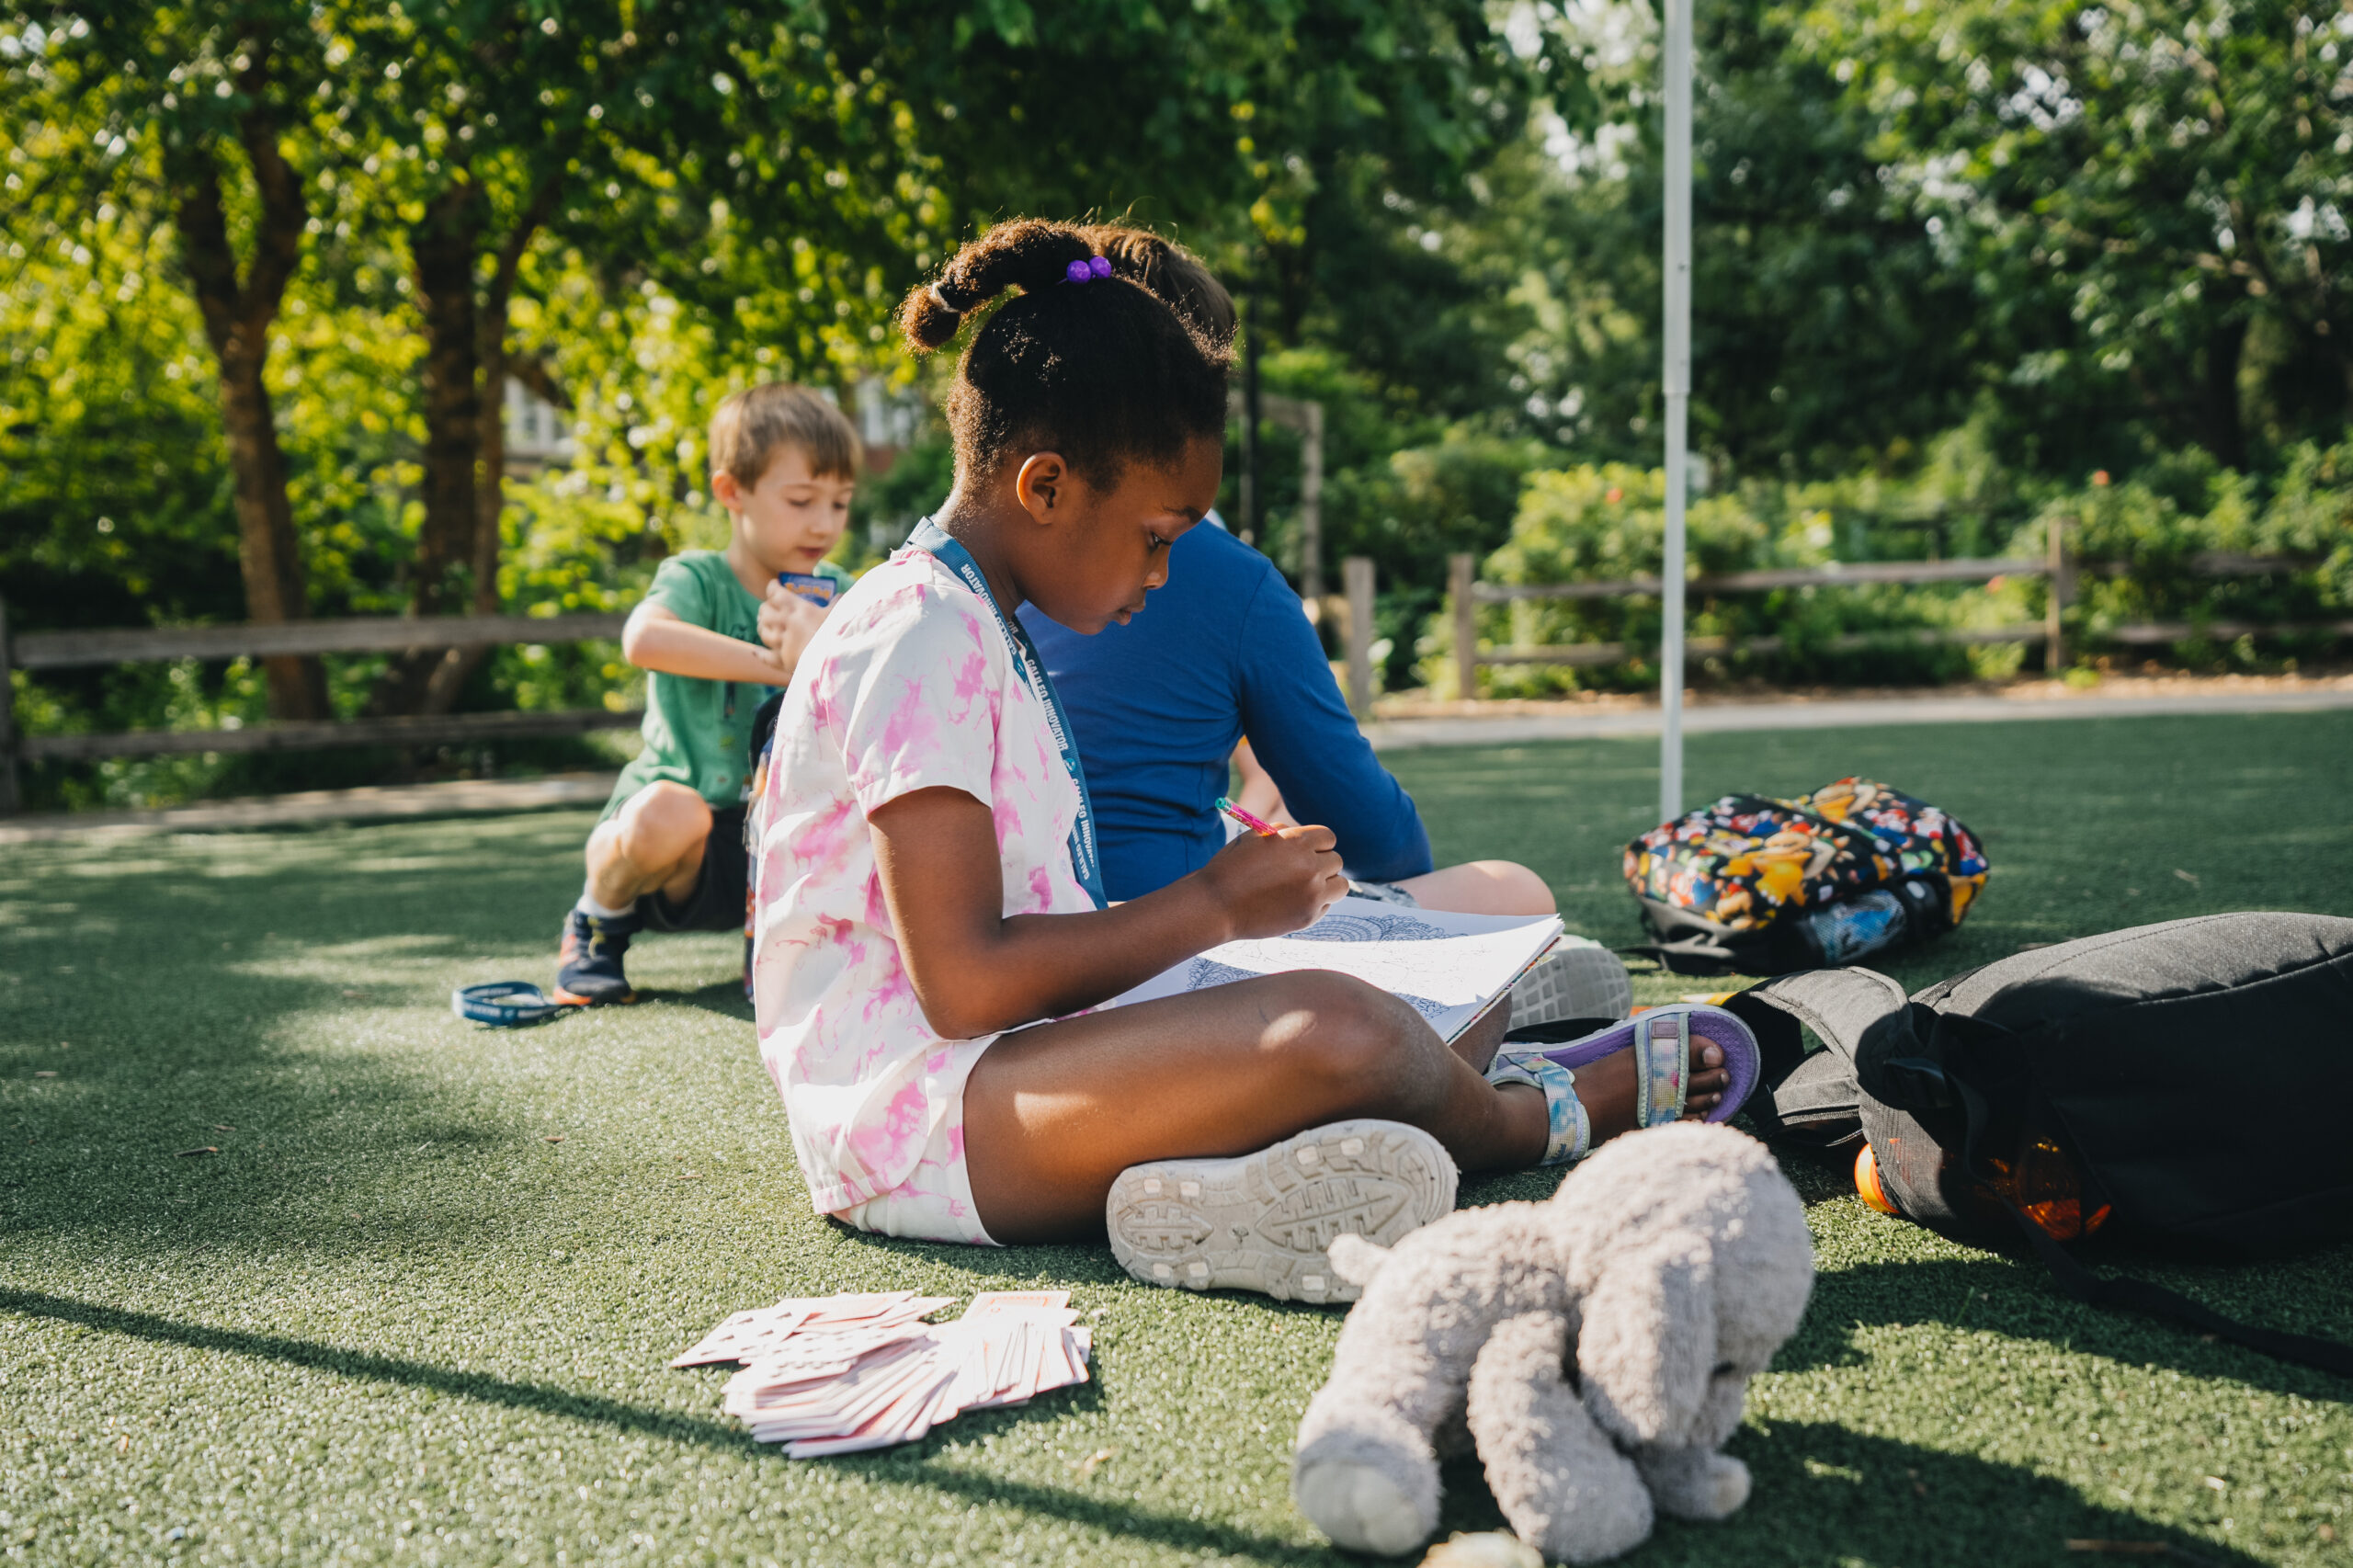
top-left (1794, 0), bottom-right (2353, 473)
top-left (4, 0), bottom-right (1574, 803)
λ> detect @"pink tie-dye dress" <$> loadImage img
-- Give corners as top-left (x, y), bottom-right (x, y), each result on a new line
top-left (751, 546), bottom-right (1097, 1244)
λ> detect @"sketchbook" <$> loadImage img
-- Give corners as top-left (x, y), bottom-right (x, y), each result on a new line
top-left (1104, 896), bottom-right (1563, 1043)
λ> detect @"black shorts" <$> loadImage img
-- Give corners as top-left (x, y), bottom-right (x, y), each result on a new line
top-left (637, 802), bottom-right (750, 934)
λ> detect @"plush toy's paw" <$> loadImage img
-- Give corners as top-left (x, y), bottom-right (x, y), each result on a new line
top-left (1468, 1313), bottom-right (1653, 1563)
top-left (1635, 1448), bottom-right (1750, 1520)
top-left (1418, 1530), bottom-right (1543, 1568)
top-left (1325, 1232), bottom-right (1392, 1288)
top-left (1294, 1458), bottom-right (1432, 1557)
top-left (1296, 1391), bottom-right (1441, 1554)
top-left (1688, 1452), bottom-right (1750, 1517)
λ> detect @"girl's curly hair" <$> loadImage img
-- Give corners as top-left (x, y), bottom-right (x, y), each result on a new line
top-left (900, 219), bottom-right (1233, 488)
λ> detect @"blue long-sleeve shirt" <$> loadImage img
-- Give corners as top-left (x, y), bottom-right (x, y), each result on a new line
top-left (1021, 518), bottom-right (1432, 901)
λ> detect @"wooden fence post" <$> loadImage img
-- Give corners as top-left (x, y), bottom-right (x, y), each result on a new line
top-left (1449, 552), bottom-right (1478, 703)
top-left (0, 594), bottom-right (18, 814)
top-left (1299, 401), bottom-right (1325, 603)
top-left (1343, 555), bottom-right (1376, 716)
top-left (2045, 512), bottom-right (2069, 676)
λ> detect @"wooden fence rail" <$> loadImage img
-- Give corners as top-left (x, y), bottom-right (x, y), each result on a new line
top-left (9, 536), bottom-right (2344, 812)
top-left (1426, 522), bottom-right (2341, 703)
top-left (0, 600), bottom-right (637, 813)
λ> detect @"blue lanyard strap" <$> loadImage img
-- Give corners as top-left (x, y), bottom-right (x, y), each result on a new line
top-left (908, 519), bottom-right (1108, 911)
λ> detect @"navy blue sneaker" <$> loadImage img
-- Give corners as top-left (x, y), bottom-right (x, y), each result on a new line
top-left (554, 907), bottom-right (640, 1006)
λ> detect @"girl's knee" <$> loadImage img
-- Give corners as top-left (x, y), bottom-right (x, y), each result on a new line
top-left (1268, 972), bottom-right (1449, 1105)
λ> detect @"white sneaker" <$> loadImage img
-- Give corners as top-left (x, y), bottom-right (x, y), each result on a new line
top-left (1508, 939), bottom-right (1632, 1030)
top-left (1106, 1119), bottom-right (1458, 1303)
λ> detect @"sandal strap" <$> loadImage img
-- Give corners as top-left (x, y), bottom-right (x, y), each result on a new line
top-left (1635, 1008), bottom-right (1690, 1128)
top-left (1487, 1051), bottom-right (1593, 1167)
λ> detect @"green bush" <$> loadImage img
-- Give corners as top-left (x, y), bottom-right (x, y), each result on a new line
top-left (1419, 435), bottom-right (2353, 698)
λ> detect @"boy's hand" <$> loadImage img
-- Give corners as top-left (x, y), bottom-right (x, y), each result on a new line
top-left (757, 581), bottom-right (832, 676)
top-left (1199, 824), bottom-right (1348, 941)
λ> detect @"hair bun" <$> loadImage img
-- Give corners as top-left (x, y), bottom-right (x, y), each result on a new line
top-left (897, 220), bottom-right (1102, 356)
top-left (902, 285), bottom-right (965, 353)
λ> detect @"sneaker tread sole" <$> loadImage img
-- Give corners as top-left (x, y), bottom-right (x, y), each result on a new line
top-left (1106, 1119), bottom-right (1457, 1303)
top-left (1509, 943), bottom-right (1632, 1030)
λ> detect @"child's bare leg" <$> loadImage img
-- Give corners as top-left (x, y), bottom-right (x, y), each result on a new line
top-left (1395, 860), bottom-right (1556, 916)
top-left (961, 971), bottom-right (1726, 1243)
top-left (1450, 1000), bottom-right (1511, 1074)
top-left (584, 781), bottom-right (712, 908)
top-left (1449, 997), bottom-right (1726, 1121)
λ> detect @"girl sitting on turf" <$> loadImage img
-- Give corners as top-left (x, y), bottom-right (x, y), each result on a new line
top-left (749, 219), bottom-right (1754, 1295)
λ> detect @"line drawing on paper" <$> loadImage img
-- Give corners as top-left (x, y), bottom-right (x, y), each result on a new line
top-left (1280, 911), bottom-right (1458, 945)
top-left (1168, 956), bottom-right (1451, 1022)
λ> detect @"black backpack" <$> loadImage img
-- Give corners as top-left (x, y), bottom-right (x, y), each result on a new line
top-left (1726, 912), bottom-right (2353, 1376)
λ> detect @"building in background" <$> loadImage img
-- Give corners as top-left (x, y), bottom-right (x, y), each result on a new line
top-left (504, 377), bottom-right (577, 474)
top-left (852, 377), bottom-right (922, 475)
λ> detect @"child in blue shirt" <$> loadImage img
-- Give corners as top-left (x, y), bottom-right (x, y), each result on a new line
top-left (1024, 234), bottom-right (1569, 907)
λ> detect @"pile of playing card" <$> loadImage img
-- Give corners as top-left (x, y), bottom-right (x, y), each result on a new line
top-left (670, 1290), bottom-right (1093, 1456)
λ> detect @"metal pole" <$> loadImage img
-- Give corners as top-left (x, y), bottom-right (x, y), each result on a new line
top-left (1658, 0), bottom-right (1693, 824)
top-left (1343, 555), bottom-right (1375, 715)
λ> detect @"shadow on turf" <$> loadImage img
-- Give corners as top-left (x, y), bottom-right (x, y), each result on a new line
top-left (0, 815), bottom-right (644, 1255)
top-left (665, 978), bottom-right (755, 1021)
top-left (0, 1286), bottom-right (1321, 1562)
top-left (1780, 1256), bottom-right (2353, 1406)
top-left (0, 1284), bottom-right (2271, 1566)
top-left (1433, 1418), bottom-right (2260, 1567)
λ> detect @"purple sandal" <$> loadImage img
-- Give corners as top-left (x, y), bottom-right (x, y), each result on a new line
top-left (1486, 1005), bottom-right (1762, 1166)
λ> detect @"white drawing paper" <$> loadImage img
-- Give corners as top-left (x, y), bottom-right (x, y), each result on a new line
top-left (1104, 897), bottom-right (1563, 1041)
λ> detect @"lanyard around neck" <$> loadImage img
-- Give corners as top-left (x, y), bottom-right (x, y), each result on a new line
top-left (907, 518), bottom-right (1108, 911)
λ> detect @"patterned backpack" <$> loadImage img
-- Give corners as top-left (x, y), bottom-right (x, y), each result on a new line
top-left (1622, 777), bottom-right (1989, 975)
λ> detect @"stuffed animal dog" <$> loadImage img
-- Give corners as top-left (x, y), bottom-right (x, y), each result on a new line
top-left (1292, 1122), bottom-right (1813, 1562)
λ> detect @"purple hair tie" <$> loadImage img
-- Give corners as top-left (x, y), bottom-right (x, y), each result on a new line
top-left (1064, 255), bottom-right (1115, 284)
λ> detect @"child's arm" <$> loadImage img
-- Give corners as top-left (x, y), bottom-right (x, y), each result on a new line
top-left (870, 786), bottom-right (1347, 1041)
top-left (622, 600), bottom-right (803, 685)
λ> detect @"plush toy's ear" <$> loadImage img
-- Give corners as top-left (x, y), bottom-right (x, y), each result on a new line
top-left (1576, 1242), bottom-right (1714, 1449)
top-left (1325, 1233), bottom-right (1392, 1288)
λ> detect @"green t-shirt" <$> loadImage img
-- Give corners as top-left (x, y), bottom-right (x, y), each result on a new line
top-left (603, 550), bottom-right (855, 818)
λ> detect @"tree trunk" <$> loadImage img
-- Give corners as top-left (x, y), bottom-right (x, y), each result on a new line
top-left (214, 347), bottom-right (326, 720)
top-left (371, 182), bottom-right (485, 717)
top-left (413, 296), bottom-right (509, 716)
top-left (165, 49), bottom-right (328, 722)
top-left (402, 175), bottom-right (562, 717)
top-left (2198, 313), bottom-right (2249, 472)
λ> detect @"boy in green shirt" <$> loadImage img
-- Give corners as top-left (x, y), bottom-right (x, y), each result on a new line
top-left (555, 383), bottom-right (860, 1005)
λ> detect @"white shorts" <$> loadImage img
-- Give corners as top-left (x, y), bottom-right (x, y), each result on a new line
top-left (829, 1102), bottom-right (997, 1246)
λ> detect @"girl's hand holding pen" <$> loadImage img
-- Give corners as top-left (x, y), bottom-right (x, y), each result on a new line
top-left (1199, 822), bottom-right (1348, 940)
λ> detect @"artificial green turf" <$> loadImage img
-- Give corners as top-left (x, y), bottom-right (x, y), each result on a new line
top-left (4, 710), bottom-right (2351, 1568)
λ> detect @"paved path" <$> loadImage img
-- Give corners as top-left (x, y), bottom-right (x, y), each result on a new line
top-left (0, 772), bottom-right (618, 844)
top-left (6, 685), bottom-right (2350, 838)
top-left (1363, 685), bottom-right (2353, 751)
